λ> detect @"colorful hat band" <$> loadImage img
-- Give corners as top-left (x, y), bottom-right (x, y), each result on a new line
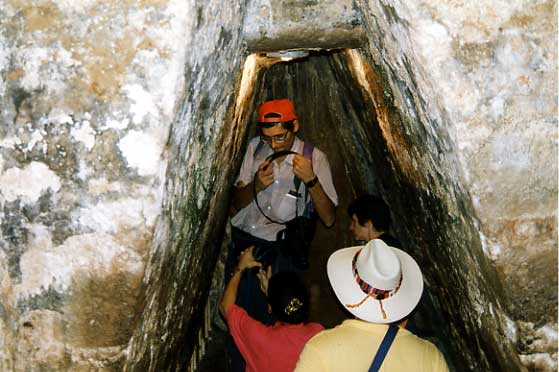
top-left (346, 248), bottom-right (402, 319)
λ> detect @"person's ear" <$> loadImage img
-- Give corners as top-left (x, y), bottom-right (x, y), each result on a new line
top-left (365, 220), bottom-right (375, 239)
top-left (267, 304), bottom-right (272, 314)
top-left (293, 120), bottom-right (299, 133)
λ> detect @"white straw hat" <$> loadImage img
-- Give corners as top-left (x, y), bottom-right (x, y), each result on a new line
top-left (327, 239), bottom-right (423, 323)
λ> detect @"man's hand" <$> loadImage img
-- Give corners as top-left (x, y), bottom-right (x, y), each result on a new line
top-left (237, 246), bottom-right (262, 272)
top-left (255, 160), bottom-right (274, 192)
top-left (257, 265), bottom-right (273, 296)
top-left (220, 246), bottom-right (261, 317)
top-left (292, 154), bottom-right (315, 183)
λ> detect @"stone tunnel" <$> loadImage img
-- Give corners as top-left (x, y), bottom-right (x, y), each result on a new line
top-left (0, 1), bottom-right (556, 371)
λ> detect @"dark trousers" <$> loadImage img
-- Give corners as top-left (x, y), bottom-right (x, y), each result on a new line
top-left (224, 227), bottom-right (299, 372)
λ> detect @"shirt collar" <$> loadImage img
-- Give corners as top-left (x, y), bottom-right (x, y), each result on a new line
top-left (286, 136), bottom-right (302, 165)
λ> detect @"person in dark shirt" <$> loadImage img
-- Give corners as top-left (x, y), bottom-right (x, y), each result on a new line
top-left (348, 194), bottom-right (427, 335)
top-left (348, 194), bottom-right (401, 248)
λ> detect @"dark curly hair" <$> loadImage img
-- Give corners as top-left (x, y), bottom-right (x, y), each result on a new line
top-left (347, 194), bottom-right (392, 232)
top-left (267, 271), bottom-right (310, 324)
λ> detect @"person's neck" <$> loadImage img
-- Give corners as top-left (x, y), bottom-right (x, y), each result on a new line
top-left (368, 230), bottom-right (385, 240)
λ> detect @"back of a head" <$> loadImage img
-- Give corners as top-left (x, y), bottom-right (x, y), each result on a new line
top-left (267, 271), bottom-right (310, 324)
top-left (348, 194), bottom-right (391, 232)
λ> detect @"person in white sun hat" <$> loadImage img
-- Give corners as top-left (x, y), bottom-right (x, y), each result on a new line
top-left (294, 239), bottom-right (449, 372)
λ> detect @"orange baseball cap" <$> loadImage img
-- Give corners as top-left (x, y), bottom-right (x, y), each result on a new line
top-left (258, 99), bottom-right (298, 123)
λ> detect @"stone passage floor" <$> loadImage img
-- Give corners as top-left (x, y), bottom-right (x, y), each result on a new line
top-left (196, 325), bottom-right (228, 371)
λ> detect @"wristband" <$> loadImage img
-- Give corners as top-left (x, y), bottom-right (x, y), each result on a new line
top-left (305, 176), bottom-right (319, 188)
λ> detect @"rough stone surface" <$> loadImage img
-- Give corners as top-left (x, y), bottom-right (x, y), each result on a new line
top-left (396, 0), bottom-right (557, 327)
top-left (352, 1), bottom-right (556, 369)
top-left (0, 0), bottom-right (555, 371)
top-left (123, 1), bottom-right (255, 370)
top-left (0, 0), bottom-right (189, 369)
top-left (244, 0), bottom-right (365, 51)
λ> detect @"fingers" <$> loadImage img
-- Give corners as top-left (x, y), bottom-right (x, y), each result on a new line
top-left (292, 155), bottom-right (314, 181)
top-left (238, 246), bottom-right (262, 270)
top-left (292, 154), bottom-right (310, 167)
top-left (256, 161), bottom-right (274, 191)
top-left (257, 266), bottom-right (267, 280)
top-left (239, 246), bottom-right (255, 259)
top-left (258, 172), bottom-right (274, 186)
top-left (258, 160), bottom-right (273, 173)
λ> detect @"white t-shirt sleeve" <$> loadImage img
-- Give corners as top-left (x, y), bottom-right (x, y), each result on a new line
top-left (312, 149), bottom-right (339, 206)
top-left (235, 139), bottom-right (258, 187)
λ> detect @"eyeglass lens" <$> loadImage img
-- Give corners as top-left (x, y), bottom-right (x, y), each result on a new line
top-left (261, 132), bottom-right (288, 143)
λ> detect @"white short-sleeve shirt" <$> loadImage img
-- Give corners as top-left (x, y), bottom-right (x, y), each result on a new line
top-left (231, 136), bottom-right (338, 241)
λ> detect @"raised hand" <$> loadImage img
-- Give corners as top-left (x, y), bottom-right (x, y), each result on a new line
top-left (237, 246), bottom-right (262, 272)
top-left (255, 159), bottom-right (274, 192)
top-left (292, 154), bottom-right (315, 184)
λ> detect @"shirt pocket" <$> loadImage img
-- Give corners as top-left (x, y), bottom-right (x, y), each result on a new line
top-left (275, 192), bottom-right (298, 221)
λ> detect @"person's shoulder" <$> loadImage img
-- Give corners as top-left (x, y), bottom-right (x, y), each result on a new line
top-left (302, 142), bottom-right (327, 160)
top-left (395, 331), bottom-right (448, 371)
top-left (243, 137), bottom-right (268, 161)
top-left (413, 336), bottom-right (448, 370)
top-left (247, 136), bottom-right (261, 149)
top-left (379, 234), bottom-right (402, 248)
top-left (225, 303), bottom-right (248, 321)
top-left (304, 320), bottom-right (352, 345)
top-left (306, 321), bottom-right (325, 333)
top-left (399, 330), bottom-right (444, 355)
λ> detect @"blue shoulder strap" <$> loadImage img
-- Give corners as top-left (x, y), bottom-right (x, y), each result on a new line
top-left (369, 325), bottom-right (399, 372)
top-left (292, 141), bottom-right (314, 191)
top-left (302, 141), bottom-right (314, 160)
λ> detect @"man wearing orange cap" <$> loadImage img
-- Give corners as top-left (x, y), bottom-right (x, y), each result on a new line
top-left (225, 98), bottom-right (338, 371)
top-left (231, 98), bottom-right (337, 233)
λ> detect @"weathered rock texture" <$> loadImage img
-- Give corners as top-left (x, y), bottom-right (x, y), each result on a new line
top-left (0, 0), bottom-right (556, 371)
top-left (351, 1), bottom-right (557, 370)
top-left (0, 0), bottom-right (189, 369)
top-left (123, 1), bottom-right (256, 370)
top-left (243, 0), bottom-right (366, 51)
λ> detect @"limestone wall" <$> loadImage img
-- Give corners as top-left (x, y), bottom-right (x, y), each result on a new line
top-left (0, 0), bottom-right (190, 369)
top-left (356, 0), bottom-right (557, 369)
top-left (390, 0), bottom-right (557, 322)
top-left (0, 0), bottom-right (556, 370)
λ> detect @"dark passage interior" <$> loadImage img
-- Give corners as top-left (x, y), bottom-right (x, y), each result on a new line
top-left (125, 48), bottom-right (524, 372)
top-left (197, 49), bottom-right (507, 371)
top-left (256, 50), bottom-right (384, 329)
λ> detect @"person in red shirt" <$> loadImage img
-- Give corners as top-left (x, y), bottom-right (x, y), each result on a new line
top-left (220, 246), bottom-right (323, 372)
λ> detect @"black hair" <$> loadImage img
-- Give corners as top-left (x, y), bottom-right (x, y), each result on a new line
top-left (258, 120), bottom-right (295, 131)
top-left (347, 194), bottom-right (391, 232)
top-left (267, 271), bottom-right (310, 324)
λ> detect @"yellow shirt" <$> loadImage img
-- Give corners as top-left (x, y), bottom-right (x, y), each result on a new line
top-left (295, 319), bottom-right (449, 372)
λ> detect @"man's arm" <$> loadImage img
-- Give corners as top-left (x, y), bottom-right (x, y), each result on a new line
top-left (307, 182), bottom-right (335, 226)
top-left (219, 246), bottom-right (262, 316)
top-left (292, 155), bottom-right (336, 227)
